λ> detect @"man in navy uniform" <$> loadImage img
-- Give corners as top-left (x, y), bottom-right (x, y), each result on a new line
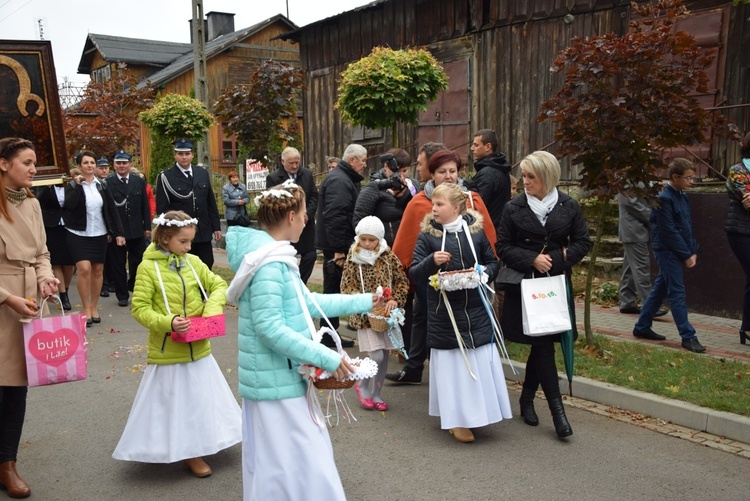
top-left (155, 139), bottom-right (221, 268)
top-left (265, 146), bottom-right (318, 283)
top-left (96, 156), bottom-right (115, 297)
top-left (107, 150), bottom-right (151, 306)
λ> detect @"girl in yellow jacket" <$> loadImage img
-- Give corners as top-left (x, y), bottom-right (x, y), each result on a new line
top-left (113, 211), bottom-right (241, 478)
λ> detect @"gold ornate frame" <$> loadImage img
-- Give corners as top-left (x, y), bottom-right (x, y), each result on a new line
top-left (0, 40), bottom-right (69, 176)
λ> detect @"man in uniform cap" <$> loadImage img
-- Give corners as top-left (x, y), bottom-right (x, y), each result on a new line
top-left (154, 139), bottom-right (221, 268)
top-left (96, 157), bottom-right (111, 181)
top-left (95, 156), bottom-right (115, 296)
top-left (106, 150), bottom-right (151, 306)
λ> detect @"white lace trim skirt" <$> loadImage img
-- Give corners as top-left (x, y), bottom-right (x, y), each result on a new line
top-left (112, 354), bottom-right (242, 463)
top-left (428, 343), bottom-right (513, 429)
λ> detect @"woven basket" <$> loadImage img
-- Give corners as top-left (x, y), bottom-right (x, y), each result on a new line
top-left (313, 360), bottom-right (360, 390)
top-left (367, 306), bottom-right (390, 332)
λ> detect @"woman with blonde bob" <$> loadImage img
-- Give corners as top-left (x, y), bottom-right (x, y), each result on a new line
top-left (497, 151), bottom-right (591, 439)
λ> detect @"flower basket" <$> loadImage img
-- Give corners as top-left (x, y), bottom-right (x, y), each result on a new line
top-left (367, 306), bottom-right (390, 332)
top-left (431, 268), bottom-right (482, 292)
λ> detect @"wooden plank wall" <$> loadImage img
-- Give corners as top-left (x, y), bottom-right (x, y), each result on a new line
top-left (295, 0), bottom-right (745, 181)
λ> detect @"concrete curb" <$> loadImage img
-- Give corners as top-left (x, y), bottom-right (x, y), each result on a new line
top-left (502, 360), bottom-right (750, 444)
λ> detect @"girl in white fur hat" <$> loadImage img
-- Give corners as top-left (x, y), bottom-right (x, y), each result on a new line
top-left (341, 216), bottom-right (409, 411)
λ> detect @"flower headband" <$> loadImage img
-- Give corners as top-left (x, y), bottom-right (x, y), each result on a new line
top-left (254, 179), bottom-right (299, 206)
top-left (152, 213), bottom-right (198, 227)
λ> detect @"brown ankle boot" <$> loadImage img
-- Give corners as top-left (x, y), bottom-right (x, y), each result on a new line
top-left (449, 427), bottom-right (475, 443)
top-left (184, 457), bottom-right (212, 478)
top-left (0, 461), bottom-right (30, 498)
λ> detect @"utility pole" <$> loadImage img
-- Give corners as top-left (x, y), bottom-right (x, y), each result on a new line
top-left (191, 0), bottom-right (209, 167)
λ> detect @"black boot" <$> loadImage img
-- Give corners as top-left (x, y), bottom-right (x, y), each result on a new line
top-left (519, 385), bottom-right (539, 426)
top-left (548, 397), bottom-right (573, 438)
top-left (59, 292), bottom-right (71, 311)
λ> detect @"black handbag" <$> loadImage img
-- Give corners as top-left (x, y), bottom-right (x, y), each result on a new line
top-left (496, 266), bottom-right (525, 285)
top-left (233, 207), bottom-right (250, 227)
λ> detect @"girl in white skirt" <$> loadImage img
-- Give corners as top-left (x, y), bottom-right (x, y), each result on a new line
top-left (225, 180), bottom-right (377, 500)
top-left (340, 216), bottom-right (408, 411)
top-left (113, 210), bottom-right (241, 477)
top-left (409, 183), bottom-right (513, 443)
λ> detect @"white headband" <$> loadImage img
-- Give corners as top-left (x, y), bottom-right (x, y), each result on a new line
top-left (152, 213), bottom-right (198, 227)
top-left (254, 179), bottom-right (299, 206)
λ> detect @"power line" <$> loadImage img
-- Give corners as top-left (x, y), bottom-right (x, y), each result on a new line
top-left (0, 0), bottom-right (33, 24)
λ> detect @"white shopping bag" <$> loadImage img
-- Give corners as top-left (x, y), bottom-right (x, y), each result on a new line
top-left (521, 274), bottom-right (572, 337)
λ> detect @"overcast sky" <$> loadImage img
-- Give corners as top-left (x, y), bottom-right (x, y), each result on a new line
top-left (0, 0), bottom-right (372, 84)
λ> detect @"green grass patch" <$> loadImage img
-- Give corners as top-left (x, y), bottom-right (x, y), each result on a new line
top-left (217, 265), bottom-right (750, 416)
top-left (506, 335), bottom-right (750, 416)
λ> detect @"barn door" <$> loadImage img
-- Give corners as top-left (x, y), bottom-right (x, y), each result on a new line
top-left (417, 59), bottom-right (470, 162)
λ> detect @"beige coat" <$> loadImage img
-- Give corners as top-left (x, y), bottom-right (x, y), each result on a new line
top-left (0, 197), bottom-right (53, 386)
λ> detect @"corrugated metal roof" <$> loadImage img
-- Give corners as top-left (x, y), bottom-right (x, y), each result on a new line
top-left (78, 34), bottom-right (191, 73)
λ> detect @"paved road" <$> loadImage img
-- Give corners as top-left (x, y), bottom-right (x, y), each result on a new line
top-left (19, 285), bottom-right (749, 501)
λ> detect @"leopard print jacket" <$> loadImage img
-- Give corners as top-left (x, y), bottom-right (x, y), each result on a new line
top-left (340, 248), bottom-right (409, 329)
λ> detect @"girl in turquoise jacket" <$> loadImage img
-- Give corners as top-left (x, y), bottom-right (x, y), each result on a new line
top-left (113, 211), bottom-right (241, 479)
top-left (226, 180), bottom-right (376, 501)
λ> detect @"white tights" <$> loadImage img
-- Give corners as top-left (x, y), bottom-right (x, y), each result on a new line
top-left (359, 349), bottom-right (388, 403)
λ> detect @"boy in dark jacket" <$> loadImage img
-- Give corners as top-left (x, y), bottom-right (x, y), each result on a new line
top-left (633, 158), bottom-right (705, 353)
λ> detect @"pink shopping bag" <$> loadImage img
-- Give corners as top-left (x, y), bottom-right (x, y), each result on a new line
top-left (22, 296), bottom-right (88, 387)
top-left (170, 314), bottom-right (226, 343)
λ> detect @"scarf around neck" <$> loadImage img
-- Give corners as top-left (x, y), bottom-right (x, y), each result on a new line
top-left (441, 216), bottom-right (464, 233)
top-left (5, 187), bottom-right (27, 206)
top-left (526, 188), bottom-right (559, 226)
top-left (226, 240), bottom-right (299, 304)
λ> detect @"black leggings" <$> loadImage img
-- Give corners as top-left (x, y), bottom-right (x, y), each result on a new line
top-left (522, 341), bottom-right (561, 401)
top-left (0, 386), bottom-right (28, 463)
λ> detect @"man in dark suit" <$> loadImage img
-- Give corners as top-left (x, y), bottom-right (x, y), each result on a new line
top-left (96, 156), bottom-right (115, 297)
top-left (265, 147), bottom-right (318, 283)
top-left (155, 139), bottom-right (222, 269)
top-left (107, 150), bottom-right (151, 306)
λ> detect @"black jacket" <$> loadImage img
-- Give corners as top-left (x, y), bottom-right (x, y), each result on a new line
top-left (473, 151), bottom-right (512, 231)
top-left (409, 211), bottom-right (498, 350)
top-left (315, 160), bottom-right (363, 253)
top-left (155, 164), bottom-right (221, 243)
top-left (35, 185), bottom-right (65, 228)
top-left (497, 192), bottom-right (591, 345)
top-left (266, 166), bottom-right (318, 253)
top-left (63, 179), bottom-right (125, 237)
top-left (107, 173), bottom-right (150, 240)
top-left (353, 169), bottom-right (412, 247)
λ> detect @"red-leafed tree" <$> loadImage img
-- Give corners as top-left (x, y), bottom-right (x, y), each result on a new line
top-left (213, 61), bottom-right (303, 168)
top-left (539, 0), bottom-right (739, 343)
top-left (64, 65), bottom-right (155, 160)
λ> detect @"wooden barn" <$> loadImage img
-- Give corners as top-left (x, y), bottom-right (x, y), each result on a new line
top-left (282, 0), bottom-right (749, 181)
top-left (77, 12), bottom-right (299, 177)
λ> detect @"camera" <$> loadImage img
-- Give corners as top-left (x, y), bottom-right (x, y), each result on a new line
top-left (372, 173), bottom-right (405, 192)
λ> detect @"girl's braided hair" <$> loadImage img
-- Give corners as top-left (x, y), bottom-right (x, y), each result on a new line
top-left (255, 181), bottom-right (306, 230)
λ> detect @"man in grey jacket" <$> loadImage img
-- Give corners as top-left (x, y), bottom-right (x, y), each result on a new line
top-left (618, 190), bottom-right (667, 316)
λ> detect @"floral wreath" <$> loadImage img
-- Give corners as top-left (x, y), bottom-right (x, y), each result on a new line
top-left (152, 213), bottom-right (199, 227)
top-left (254, 179), bottom-right (299, 206)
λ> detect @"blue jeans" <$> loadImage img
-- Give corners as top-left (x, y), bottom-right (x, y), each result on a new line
top-left (635, 250), bottom-right (696, 340)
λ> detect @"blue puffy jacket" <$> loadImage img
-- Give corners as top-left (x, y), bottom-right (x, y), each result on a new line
top-left (226, 226), bottom-right (372, 401)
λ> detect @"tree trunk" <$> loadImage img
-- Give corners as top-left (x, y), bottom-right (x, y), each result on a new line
top-left (391, 122), bottom-right (399, 148)
top-left (583, 198), bottom-right (611, 345)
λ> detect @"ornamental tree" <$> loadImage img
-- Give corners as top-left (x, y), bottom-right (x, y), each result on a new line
top-left (538, 0), bottom-right (739, 344)
top-left (336, 46), bottom-right (448, 146)
top-left (213, 60), bottom-right (303, 168)
top-left (139, 93), bottom-right (215, 144)
top-left (64, 66), bottom-right (155, 159)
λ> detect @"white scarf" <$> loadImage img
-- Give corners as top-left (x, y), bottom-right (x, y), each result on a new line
top-left (441, 216), bottom-right (464, 233)
top-left (526, 188), bottom-right (559, 226)
top-left (350, 241), bottom-right (388, 265)
top-left (226, 240), bottom-right (299, 304)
